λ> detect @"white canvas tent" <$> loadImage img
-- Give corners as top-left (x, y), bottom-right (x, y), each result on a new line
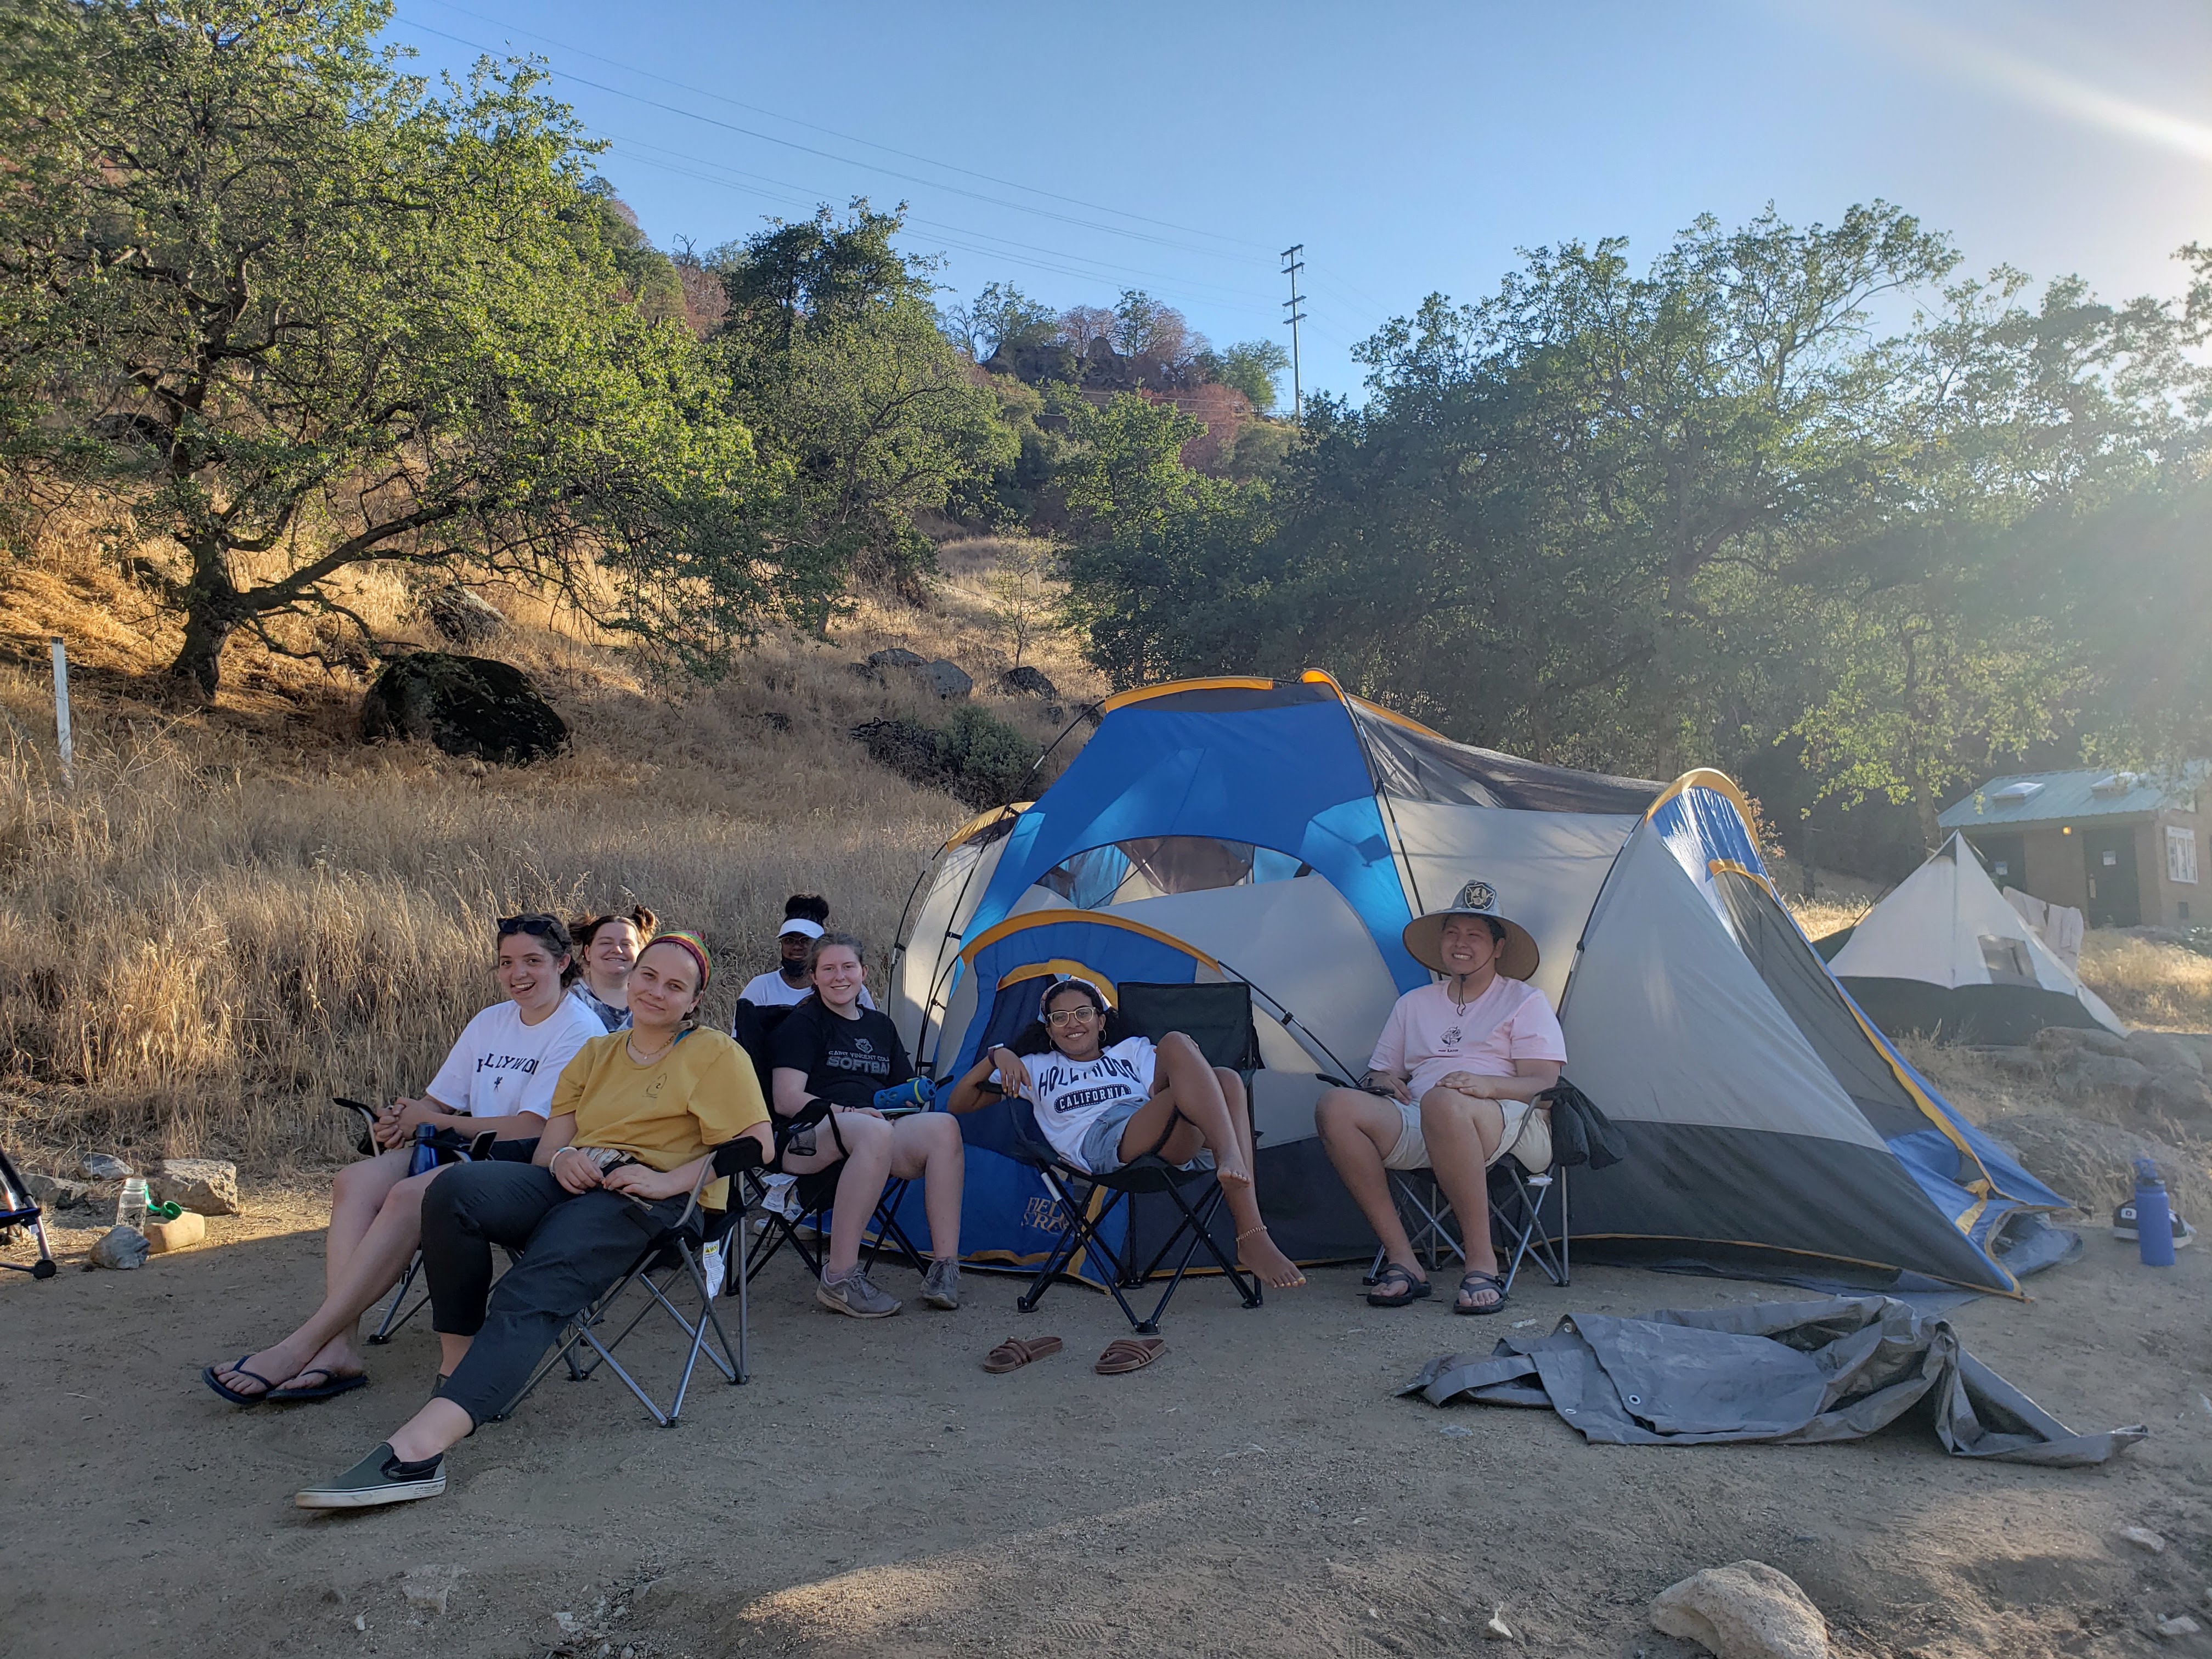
top-left (1828, 832), bottom-right (2125, 1046)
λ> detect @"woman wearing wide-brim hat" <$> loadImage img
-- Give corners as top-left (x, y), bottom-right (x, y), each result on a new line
top-left (1314, 880), bottom-right (1566, 1316)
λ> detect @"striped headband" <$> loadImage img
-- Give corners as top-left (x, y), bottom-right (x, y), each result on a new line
top-left (1039, 975), bottom-right (1108, 1020)
top-left (646, 929), bottom-right (712, 988)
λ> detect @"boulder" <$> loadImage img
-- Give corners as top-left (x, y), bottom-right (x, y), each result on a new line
top-left (358, 652), bottom-right (567, 765)
top-left (2053, 1052), bottom-right (2152, 1101)
top-left (90, 1226), bottom-right (149, 1270)
top-left (2142, 1071), bottom-right (2212, 1127)
top-left (866, 648), bottom-right (927, 669)
top-left (144, 1211), bottom-right (206, 1254)
top-left (2035, 1025), bottom-right (2131, 1060)
top-left (1651, 1561), bottom-right (1829, 1659)
top-left (1979, 1046), bottom-right (2047, 1076)
top-left (1987, 1112), bottom-right (2212, 1220)
top-left (2128, 1031), bottom-right (2204, 1075)
top-left (417, 584), bottom-right (505, 646)
top-left (81, 1152), bottom-right (133, 1181)
top-left (923, 659), bottom-right (972, 699)
top-left (152, 1158), bottom-right (240, 1217)
top-left (997, 665), bottom-right (1058, 698)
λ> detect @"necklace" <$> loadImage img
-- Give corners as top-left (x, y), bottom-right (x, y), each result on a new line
top-left (626, 1029), bottom-right (676, 1066)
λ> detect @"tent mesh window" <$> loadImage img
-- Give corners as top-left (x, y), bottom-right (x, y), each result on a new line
top-left (1976, 935), bottom-right (2036, 986)
top-left (1036, 837), bottom-right (1312, 909)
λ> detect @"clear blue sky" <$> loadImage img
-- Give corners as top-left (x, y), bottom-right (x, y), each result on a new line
top-left (383, 0), bottom-right (2212, 408)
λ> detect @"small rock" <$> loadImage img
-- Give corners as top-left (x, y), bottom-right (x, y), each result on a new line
top-left (2158, 1615), bottom-right (2201, 1638)
top-left (553, 1611), bottom-right (580, 1635)
top-left (1042, 702), bottom-right (1065, 723)
top-left (399, 1565), bottom-right (464, 1616)
top-left (418, 584), bottom-right (505, 646)
top-left (152, 1158), bottom-right (240, 1217)
top-left (2129, 1032), bottom-right (2205, 1075)
top-left (145, 1211), bottom-right (206, 1254)
top-left (1652, 1560), bottom-right (1829, 1659)
top-left (2120, 1526), bottom-right (2169, 1553)
top-left (353, 1613), bottom-right (366, 1632)
top-left (22, 1172), bottom-right (92, 1212)
top-left (1484, 1608), bottom-right (1515, 1640)
top-left (89, 1226), bottom-right (149, 1269)
top-left (923, 658), bottom-right (972, 699)
top-left (81, 1153), bottom-right (133, 1181)
top-left (865, 648), bottom-right (926, 669)
top-left (997, 665), bottom-right (1058, 698)
top-left (1440, 1424), bottom-right (1474, 1438)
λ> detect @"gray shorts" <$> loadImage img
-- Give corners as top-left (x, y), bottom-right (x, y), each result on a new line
top-left (1076, 1101), bottom-right (1215, 1176)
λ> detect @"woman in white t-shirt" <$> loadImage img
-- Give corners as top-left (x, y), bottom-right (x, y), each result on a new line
top-left (203, 914), bottom-right (603, 1406)
top-left (946, 977), bottom-right (1307, 1296)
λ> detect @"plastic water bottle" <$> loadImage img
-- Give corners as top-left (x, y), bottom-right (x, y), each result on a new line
top-left (116, 1176), bottom-right (150, 1231)
top-left (873, 1078), bottom-right (936, 1113)
top-left (408, 1124), bottom-right (440, 1177)
top-left (2134, 1159), bottom-right (2175, 1267)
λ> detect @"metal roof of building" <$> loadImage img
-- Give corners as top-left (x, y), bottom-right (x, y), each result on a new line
top-left (1938, 764), bottom-right (2209, 830)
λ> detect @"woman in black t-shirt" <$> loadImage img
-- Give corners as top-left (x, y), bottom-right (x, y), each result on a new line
top-left (769, 933), bottom-right (966, 1319)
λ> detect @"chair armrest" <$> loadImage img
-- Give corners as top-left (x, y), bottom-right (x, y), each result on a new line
top-left (712, 1137), bottom-right (768, 1178)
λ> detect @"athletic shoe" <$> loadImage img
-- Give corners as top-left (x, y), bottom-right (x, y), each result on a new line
top-left (2112, 1201), bottom-right (2197, 1247)
top-left (294, 1442), bottom-right (445, 1510)
top-left (922, 1257), bottom-right (961, 1310)
top-left (816, 1269), bottom-right (901, 1319)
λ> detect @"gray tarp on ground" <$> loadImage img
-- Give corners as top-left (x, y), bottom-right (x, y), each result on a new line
top-left (1399, 1296), bottom-right (2145, 1467)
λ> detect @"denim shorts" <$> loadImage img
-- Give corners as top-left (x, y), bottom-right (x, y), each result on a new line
top-left (1076, 1101), bottom-right (1215, 1176)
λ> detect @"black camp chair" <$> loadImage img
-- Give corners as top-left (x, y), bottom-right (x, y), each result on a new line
top-left (729, 999), bottom-right (931, 1285)
top-left (495, 1137), bottom-right (765, 1429)
top-left (0, 1146), bottom-right (57, 1279)
top-left (980, 979), bottom-right (1265, 1334)
top-left (1363, 1098), bottom-right (1570, 1295)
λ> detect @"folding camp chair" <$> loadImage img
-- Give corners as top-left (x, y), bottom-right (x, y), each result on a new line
top-left (1362, 1116), bottom-right (1570, 1295)
top-left (0, 1146), bottom-right (58, 1279)
top-left (498, 1137), bottom-right (764, 1429)
top-left (1006, 979), bottom-right (1266, 1334)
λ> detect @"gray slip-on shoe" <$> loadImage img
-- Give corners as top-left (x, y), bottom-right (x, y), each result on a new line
top-left (294, 1442), bottom-right (447, 1510)
top-left (816, 1269), bottom-right (902, 1319)
top-left (922, 1256), bottom-right (961, 1311)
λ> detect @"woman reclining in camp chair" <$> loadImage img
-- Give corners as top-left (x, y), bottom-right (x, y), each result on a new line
top-left (292, 932), bottom-right (771, 1510)
top-left (202, 914), bottom-right (603, 1406)
top-left (945, 975), bottom-right (1307, 1291)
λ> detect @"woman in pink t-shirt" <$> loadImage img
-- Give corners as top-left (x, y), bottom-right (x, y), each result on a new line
top-left (1316, 888), bottom-right (1564, 1314)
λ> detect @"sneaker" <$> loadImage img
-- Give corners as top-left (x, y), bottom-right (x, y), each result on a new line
top-left (294, 1442), bottom-right (446, 1510)
top-left (816, 1269), bottom-right (902, 1319)
top-left (2113, 1201), bottom-right (2197, 1247)
top-left (922, 1256), bottom-right (961, 1310)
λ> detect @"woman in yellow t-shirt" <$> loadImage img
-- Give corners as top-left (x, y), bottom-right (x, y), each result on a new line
top-left (295, 932), bottom-right (770, 1511)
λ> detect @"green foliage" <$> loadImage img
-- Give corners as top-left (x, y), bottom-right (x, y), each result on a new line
top-left (1056, 201), bottom-right (2210, 840)
top-left (0, 0), bottom-right (789, 692)
top-left (711, 204), bottom-right (1017, 615)
top-left (852, 705), bottom-right (1037, 807)
top-left (1197, 340), bottom-right (1290, 414)
top-left (943, 281), bottom-right (1058, 361)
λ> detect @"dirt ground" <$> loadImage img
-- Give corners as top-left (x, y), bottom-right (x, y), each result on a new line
top-left (7, 1199), bottom-right (2212, 1659)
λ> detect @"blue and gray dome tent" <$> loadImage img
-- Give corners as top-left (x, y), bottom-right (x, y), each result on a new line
top-left (888, 673), bottom-right (2068, 1295)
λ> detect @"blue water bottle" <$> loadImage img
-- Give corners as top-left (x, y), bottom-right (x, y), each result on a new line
top-left (873, 1078), bottom-right (936, 1114)
top-left (408, 1123), bottom-right (440, 1177)
top-left (2134, 1159), bottom-right (2175, 1267)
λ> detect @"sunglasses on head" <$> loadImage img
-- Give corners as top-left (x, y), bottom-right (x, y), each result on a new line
top-left (497, 913), bottom-right (566, 941)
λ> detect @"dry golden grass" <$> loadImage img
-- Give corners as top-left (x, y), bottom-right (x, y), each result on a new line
top-left (2078, 932), bottom-right (2212, 1033)
top-left (0, 529), bottom-right (1101, 1177)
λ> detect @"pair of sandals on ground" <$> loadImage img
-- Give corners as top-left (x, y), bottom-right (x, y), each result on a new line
top-left (982, 1332), bottom-right (1165, 1375)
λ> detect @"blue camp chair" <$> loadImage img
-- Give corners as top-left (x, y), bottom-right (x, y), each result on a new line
top-left (0, 1146), bottom-right (57, 1279)
top-left (971, 978), bottom-right (1266, 1334)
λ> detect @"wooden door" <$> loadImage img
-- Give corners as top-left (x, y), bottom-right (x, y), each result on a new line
top-left (2083, 826), bottom-right (2141, 928)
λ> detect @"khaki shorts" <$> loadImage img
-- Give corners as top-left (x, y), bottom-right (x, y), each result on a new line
top-left (1384, 1095), bottom-right (1551, 1176)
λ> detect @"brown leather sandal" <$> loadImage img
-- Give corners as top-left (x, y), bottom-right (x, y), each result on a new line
top-left (983, 1335), bottom-right (1064, 1374)
top-left (1094, 1335), bottom-right (1167, 1374)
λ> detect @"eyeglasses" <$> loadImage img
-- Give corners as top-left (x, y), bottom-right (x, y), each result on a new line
top-left (1045, 1007), bottom-right (1099, 1028)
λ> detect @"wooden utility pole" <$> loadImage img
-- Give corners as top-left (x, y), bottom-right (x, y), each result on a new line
top-left (1281, 244), bottom-right (1306, 422)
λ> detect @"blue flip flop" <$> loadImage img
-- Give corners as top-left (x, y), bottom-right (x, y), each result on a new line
top-left (267, 1367), bottom-right (369, 1403)
top-left (201, 1356), bottom-right (281, 1404)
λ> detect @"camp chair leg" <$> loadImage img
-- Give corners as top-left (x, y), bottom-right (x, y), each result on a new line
top-left (365, 1251), bottom-right (428, 1345)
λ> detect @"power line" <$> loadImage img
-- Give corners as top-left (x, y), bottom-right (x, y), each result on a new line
top-left (391, 16), bottom-right (1269, 266)
top-left (406, 0), bottom-right (1277, 256)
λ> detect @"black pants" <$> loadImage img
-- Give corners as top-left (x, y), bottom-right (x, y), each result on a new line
top-left (421, 1161), bottom-right (681, 1426)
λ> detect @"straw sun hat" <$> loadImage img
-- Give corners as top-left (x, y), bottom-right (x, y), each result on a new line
top-left (1401, 879), bottom-right (1541, 982)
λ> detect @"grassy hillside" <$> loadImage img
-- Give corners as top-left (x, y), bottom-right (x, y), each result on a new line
top-left (0, 530), bottom-right (1098, 1172)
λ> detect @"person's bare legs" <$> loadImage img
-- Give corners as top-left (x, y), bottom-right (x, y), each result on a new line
top-left (212, 1153), bottom-right (427, 1395)
top-left (889, 1112), bottom-right (964, 1259)
top-left (1113, 1036), bottom-right (1304, 1288)
top-left (1420, 1086), bottom-right (1506, 1308)
top-left (775, 1109), bottom-right (895, 1280)
top-left (1316, 1087), bottom-right (1424, 1281)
